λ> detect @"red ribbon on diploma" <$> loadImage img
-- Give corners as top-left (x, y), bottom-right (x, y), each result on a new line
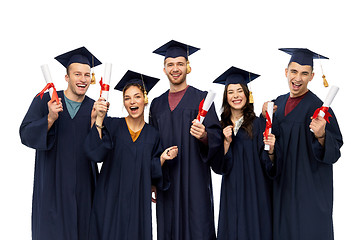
top-left (99, 77), bottom-right (110, 96)
top-left (264, 111), bottom-right (272, 139)
top-left (312, 106), bottom-right (332, 123)
top-left (196, 99), bottom-right (208, 121)
top-left (36, 83), bottom-right (59, 104)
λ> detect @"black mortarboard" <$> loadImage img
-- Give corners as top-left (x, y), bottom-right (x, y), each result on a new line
top-left (114, 70), bottom-right (160, 93)
top-left (153, 40), bottom-right (200, 60)
top-left (55, 46), bottom-right (102, 68)
top-left (279, 48), bottom-right (328, 67)
top-left (213, 66), bottom-right (260, 86)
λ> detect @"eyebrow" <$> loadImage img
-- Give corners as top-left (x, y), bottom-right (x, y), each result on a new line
top-left (124, 92), bottom-right (141, 98)
top-left (228, 87), bottom-right (243, 92)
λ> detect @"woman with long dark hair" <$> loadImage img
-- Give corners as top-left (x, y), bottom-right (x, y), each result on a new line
top-left (213, 66), bottom-right (275, 240)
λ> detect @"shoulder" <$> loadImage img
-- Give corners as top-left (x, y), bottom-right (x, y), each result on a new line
top-left (83, 95), bottom-right (95, 105)
top-left (188, 85), bottom-right (207, 99)
top-left (150, 90), bottom-right (169, 110)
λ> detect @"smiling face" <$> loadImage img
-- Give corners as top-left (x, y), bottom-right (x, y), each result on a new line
top-left (226, 83), bottom-right (247, 112)
top-left (163, 56), bottom-right (188, 90)
top-left (123, 85), bottom-right (146, 120)
top-left (285, 62), bottom-right (314, 98)
top-left (64, 62), bottom-right (91, 101)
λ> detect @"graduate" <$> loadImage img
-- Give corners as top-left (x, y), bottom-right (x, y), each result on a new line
top-left (85, 70), bottom-right (178, 240)
top-left (212, 66), bottom-right (275, 240)
top-left (150, 40), bottom-right (223, 240)
top-left (19, 46), bottom-right (101, 240)
top-left (261, 48), bottom-right (343, 240)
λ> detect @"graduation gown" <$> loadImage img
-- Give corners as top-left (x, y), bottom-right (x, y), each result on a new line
top-left (19, 91), bottom-right (97, 240)
top-left (271, 91), bottom-right (343, 240)
top-left (149, 86), bottom-right (223, 240)
top-left (84, 118), bottom-right (165, 240)
top-left (213, 117), bottom-right (273, 240)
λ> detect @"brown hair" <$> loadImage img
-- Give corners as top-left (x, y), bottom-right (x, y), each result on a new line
top-left (122, 83), bottom-right (145, 98)
top-left (220, 84), bottom-right (256, 138)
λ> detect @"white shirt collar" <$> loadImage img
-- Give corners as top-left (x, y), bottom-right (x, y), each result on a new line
top-left (233, 116), bottom-right (244, 136)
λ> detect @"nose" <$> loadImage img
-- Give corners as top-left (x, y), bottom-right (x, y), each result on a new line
top-left (294, 73), bottom-right (302, 81)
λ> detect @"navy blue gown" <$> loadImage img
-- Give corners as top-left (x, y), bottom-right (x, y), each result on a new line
top-left (84, 117), bottom-right (165, 240)
top-left (20, 91), bottom-right (98, 240)
top-left (213, 117), bottom-right (273, 240)
top-left (271, 91), bottom-right (343, 240)
top-left (149, 86), bottom-right (223, 240)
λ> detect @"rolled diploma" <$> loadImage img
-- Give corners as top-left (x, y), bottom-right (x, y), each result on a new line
top-left (310, 85), bottom-right (339, 132)
top-left (198, 90), bottom-right (216, 124)
top-left (41, 64), bottom-right (53, 98)
top-left (101, 63), bottom-right (112, 101)
top-left (319, 85), bottom-right (339, 117)
top-left (264, 101), bottom-right (274, 151)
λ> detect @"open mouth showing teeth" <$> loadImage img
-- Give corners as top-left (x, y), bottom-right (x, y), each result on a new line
top-left (130, 107), bottom-right (139, 111)
top-left (292, 82), bottom-right (302, 88)
top-left (77, 84), bottom-right (87, 88)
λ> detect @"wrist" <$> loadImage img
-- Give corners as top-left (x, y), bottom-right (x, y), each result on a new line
top-left (95, 121), bottom-right (104, 129)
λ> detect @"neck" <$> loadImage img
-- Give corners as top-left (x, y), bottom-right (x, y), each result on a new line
top-left (64, 89), bottom-right (85, 102)
top-left (125, 115), bottom-right (145, 132)
top-left (230, 109), bottom-right (243, 125)
top-left (290, 89), bottom-right (309, 98)
top-left (169, 81), bottom-right (188, 93)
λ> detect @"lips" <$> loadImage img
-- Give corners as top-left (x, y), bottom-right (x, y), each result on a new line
top-left (129, 106), bottom-right (139, 112)
top-left (171, 73), bottom-right (181, 79)
top-left (292, 82), bottom-right (302, 90)
top-left (76, 83), bottom-right (87, 89)
top-left (232, 99), bottom-right (242, 104)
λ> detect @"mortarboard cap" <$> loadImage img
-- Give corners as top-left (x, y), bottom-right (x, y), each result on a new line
top-left (55, 46), bottom-right (102, 68)
top-left (114, 70), bottom-right (160, 93)
top-left (213, 66), bottom-right (260, 86)
top-left (279, 48), bottom-right (328, 67)
top-left (153, 40), bottom-right (200, 60)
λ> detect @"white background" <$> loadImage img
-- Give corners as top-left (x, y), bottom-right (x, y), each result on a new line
top-left (1, 0), bottom-right (358, 239)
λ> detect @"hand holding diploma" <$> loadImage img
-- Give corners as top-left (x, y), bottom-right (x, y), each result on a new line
top-left (264, 102), bottom-right (274, 151)
top-left (310, 86), bottom-right (339, 137)
top-left (196, 90), bottom-right (216, 124)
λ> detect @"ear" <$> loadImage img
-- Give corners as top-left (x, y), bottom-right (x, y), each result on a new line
top-left (309, 72), bottom-right (315, 81)
top-left (285, 68), bottom-right (288, 77)
top-left (163, 67), bottom-right (167, 75)
top-left (65, 74), bottom-right (69, 83)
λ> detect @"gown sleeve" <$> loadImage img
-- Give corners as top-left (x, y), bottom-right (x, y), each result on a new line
top-left (84, 118), bottom-right (113, 163)
top-left (211, 143), bottom-right (233, 175)
top-left (311, 107), bottom-right (343, 165)
top-left (19, 94), bottom-right (56, 151)
top-left (199, 103), bottom-right (224, 164)
top-left (151, 133), bottom-right (170, 191)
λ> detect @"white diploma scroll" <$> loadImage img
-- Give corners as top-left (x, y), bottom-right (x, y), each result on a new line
top-left (319, 85), bottom-right (339, 117)
top-left (197, 90), bottom-right (216, 124)
top-left (41, 64), bottom-right (54, 98)
top-left (101, 63), bottom-right (112, 101)
top-left (264, 101), bottom-right (274, 151)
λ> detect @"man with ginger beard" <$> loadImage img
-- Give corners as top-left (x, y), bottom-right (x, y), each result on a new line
top-left (149, 40), bottom-right (223, 240)
top-left (20, 47), bottom-right (101, 240)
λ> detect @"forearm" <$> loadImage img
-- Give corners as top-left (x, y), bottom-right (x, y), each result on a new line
top-left (95, 116), bottom-right (104, 139)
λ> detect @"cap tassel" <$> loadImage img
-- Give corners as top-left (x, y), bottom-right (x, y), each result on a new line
top-left (144, 90), bottom-right (149, 104)
top-left (322, 75), bottom-right (329, 87)
top-left (91, 72), bottom-right (96, 84)
top-left (141, 74), bottom-right (149, 104)
top-left (249, 91), bottom-right (254, 103)
top-left (91, 56), bottom-right (96, 84)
